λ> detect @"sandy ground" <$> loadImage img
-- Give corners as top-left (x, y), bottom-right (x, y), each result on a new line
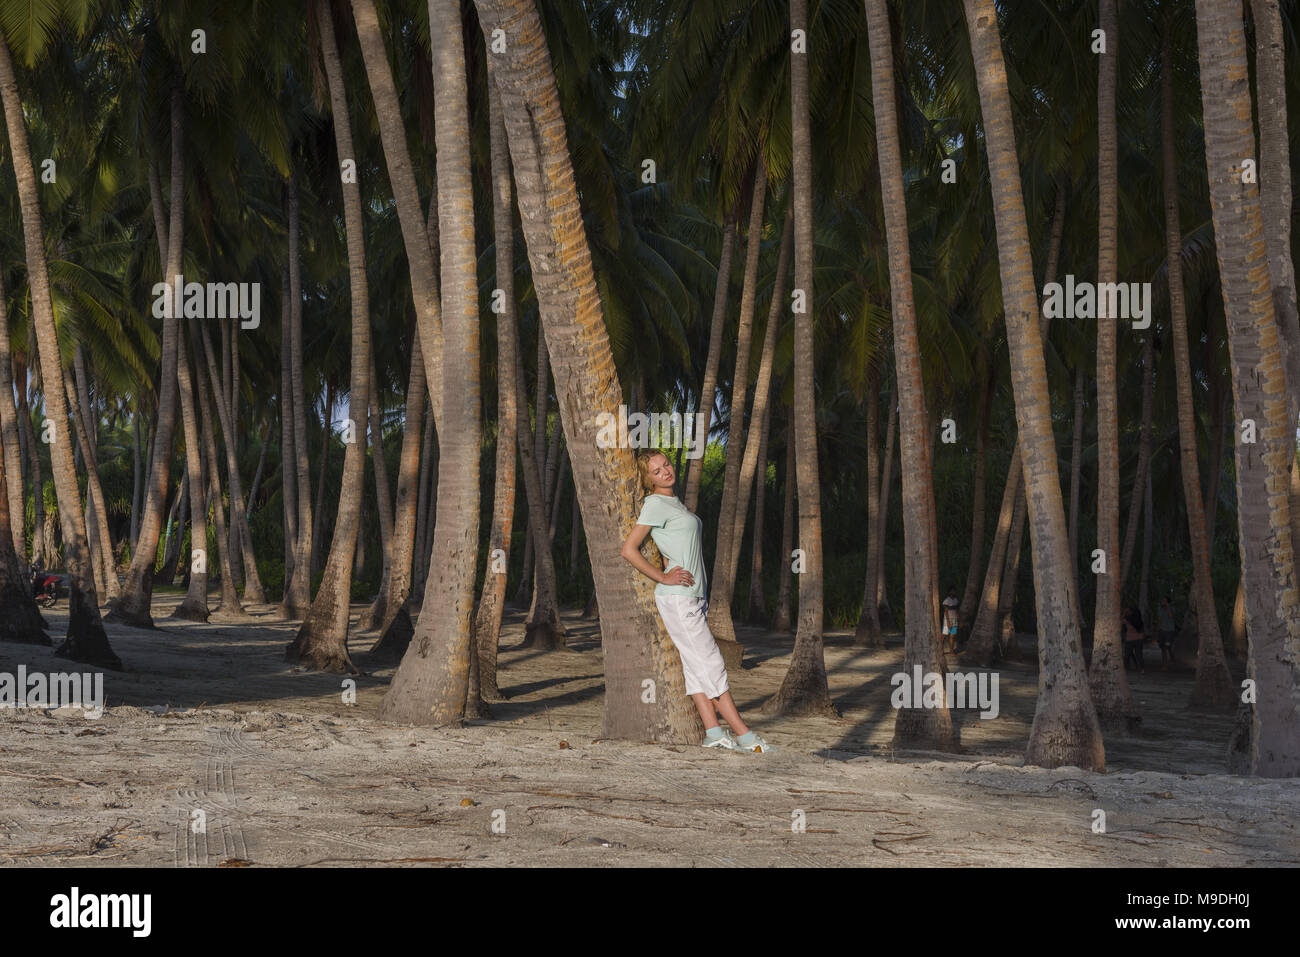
top-left (1, 595), bottom-right (1296, 867)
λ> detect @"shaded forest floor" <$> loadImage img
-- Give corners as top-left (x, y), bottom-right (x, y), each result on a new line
top-left (1, 596), bottom-right (1296, 866)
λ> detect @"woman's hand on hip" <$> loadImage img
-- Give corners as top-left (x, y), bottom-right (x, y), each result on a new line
top-left (661, 566), bottom-right (694, 587)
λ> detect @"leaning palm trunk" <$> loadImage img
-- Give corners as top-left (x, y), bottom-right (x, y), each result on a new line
top-left (171, 325), bottom-right (209, 623)
top-left (767, 0), bottom-right (834, 717)
top-left (469, 0), bottom-right (704, 742)
top-left (376, 0), bottom-right (481, 724)
top-left (865, 0), bottom-right (953, 749)
top-left (1159, 32), bottom-right (1231, 710)
top-left (193, 322), bottom-right (242, 616)
top-left (110, 94), bottom-right (184, 628)
top-left (473, 65), bottom-right (520, 701)
top-left (285, 0), bottom-right (373, 673)
top-left (963, 0), bottom-right (1104, 770)
top-left (685, 211), bottom-right (739, 513)
top-left (0, 29), bottom-right (118, 667)
top-left (1088, 0), bottom-right (1138, 729)
top-left (707, 153), bottom-right (769, 659)
top-left (194, 316), bottom-right (262, 604)
top-left (1193, 0), bottom-right (1300, 775)
top-left (729, 207), bottom-right (793, 618)
top-left (366, 334), bottom-right (426, 660)
top-left (280, 171), bottom-right (314, 618)
top-left (351, 0), bottom-right (444, 436)
top-left (63, 359), bottom-right (117, 600)
top-left (1251, 0), bottom-right (1300, 561)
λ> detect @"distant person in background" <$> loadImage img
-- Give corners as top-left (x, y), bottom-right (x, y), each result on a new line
top-left (1157, 594), bottom-right (1178, 671)
top-left (941, 586), bottom-right (960, 654)
top-left (1121, 604), bottom-right (1146, 674)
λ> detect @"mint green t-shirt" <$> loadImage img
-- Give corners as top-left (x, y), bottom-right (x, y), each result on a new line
top-left (636, 492), bottom-right (707, 599)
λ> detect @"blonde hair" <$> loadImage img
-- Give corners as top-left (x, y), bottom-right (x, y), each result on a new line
top-left (635, 448), bottom-right (670, 495)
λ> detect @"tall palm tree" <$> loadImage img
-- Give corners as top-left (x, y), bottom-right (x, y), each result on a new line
top-left (376, 0), bottom-right (481, 724)
top-left (107, 87), bottom-right (186, 630)
top-left (470, 0), bottom-right (703, 742)
top-left (474, 60), bottom-right (519, 701)
top-left (962, 0), bottom-right (1103, 770)
top-left (1192, 0), bottom-right (1300, 776)
top-left (285, 0), bottom-right (373, 672)
top-left (706, 151), bottom-right (767, 658)
top-left (0, 25), bottom-right (119, 667)
top-left (864, 0), bottom-right (954, 751)
top-left (767, 0), bottom-right (834, 718)
top-left (1088, 0), bottom-right (1136, 728)
top-left (280, 169), bottom-right (315, 618)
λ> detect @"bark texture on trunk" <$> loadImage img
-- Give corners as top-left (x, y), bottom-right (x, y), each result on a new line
top-left (471, 0), bottom-right (703, 742)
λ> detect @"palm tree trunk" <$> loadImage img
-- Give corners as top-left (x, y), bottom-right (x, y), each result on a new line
top-left (511, 338), bottom-right (565, 650)
top-left (746, 393), bottom-right (774, 625)
top-left (193, 323), bottom-right (241, 615)
top-left (772, 433), bottom-right (796, 633)
top-left (708, 152), bottom-right (769, 657)
top-left (854, 368), bottom-right (883, 646)
top-left (351, 0), bottom-right (444, 436)
top-left (278, 266), bottom-right (298, 601)
top-left (0, 445), bottom-right (45, 644)
top-left (729, 207), bottom-right (793, 617)
top-left (377, 0), bottom-right (481, 722)
top-left (1087, 0), bottom-right (1138, 729)
top-left (107, 91), bottom-right (186, 629)
top-left (0, 270), bottom-right (26, 565)
top-left (1118, 333), bottom-right (1155, 588)
top-left (1251, 0), bottom-right (1300, 557)
top-left (367, 332), bottom-right (426, 657)
top-left (1156, 21), bottom-right (1230, 711)
top-left (170, 322), bottom-right (209, 622)
top-left (1067, 364), bottom-right (1084, 580)
top-left (684, 210), bottom-right (739, 513)
top-left (863, 0), bottom-right (953, 747)
top-left (875, 392), bottom-right (898, 624)
top-left (0, 29), bottom-right (118, 666)
top-left (286, 0), bottom-right (374, 672)
top-left (195, 316), bottom-right (264, 604)
top-left (474, 64), bottom-right (520, 701)
top-left (1194, 0), bottom-right (1300, 775)
top-left (958, 352), bottom-right (993, 627)
top-left (963, 0), bottom-right (1104, 769)
top-left (281, 168), bottom-right (314, 617)
top-left (767, 0), bottom-right (834, 718)
top-left (471, 0), bottom-right (704, 743)
top-left (63, 355), bottom-right (118, 600)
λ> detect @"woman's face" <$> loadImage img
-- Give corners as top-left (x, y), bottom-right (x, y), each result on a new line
top-left (647, 453), bottom-right (675, 491)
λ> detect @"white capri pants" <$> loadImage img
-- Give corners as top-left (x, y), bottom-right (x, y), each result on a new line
top-left (655, 593), bottom-right (730, 699)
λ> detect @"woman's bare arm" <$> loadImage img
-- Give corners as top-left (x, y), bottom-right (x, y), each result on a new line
top-left (621, 525), bottom-right (693, 587)
top-left (621, 524), bottom-right (665, 584)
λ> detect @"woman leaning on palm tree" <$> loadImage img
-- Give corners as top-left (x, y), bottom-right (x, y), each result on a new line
top-left (621, 449), bottom-right (774, 752)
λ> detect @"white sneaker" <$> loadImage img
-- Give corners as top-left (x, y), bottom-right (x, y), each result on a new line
top-left (702, 730), bottom-right (741, 750)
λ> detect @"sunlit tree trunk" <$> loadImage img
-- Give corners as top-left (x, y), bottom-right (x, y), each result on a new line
top-left (285, 0), bottom-right (373, 672)
top-left (1194, 0), bottom-right (1300, 774)
top-left (767, 0), bottom-right (834, 717)
top-left (963, 0), bottom-right (1104, 769)
top-left (470, 0), bottom-right (704, 742)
